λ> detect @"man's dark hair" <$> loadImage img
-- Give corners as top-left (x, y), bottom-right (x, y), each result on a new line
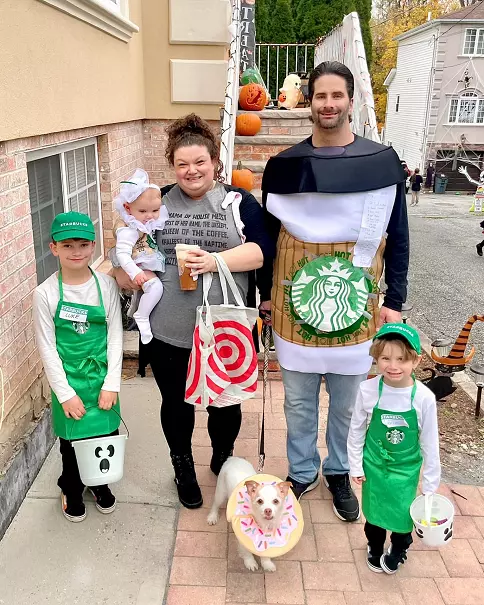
top-left (308, 61), bottom-right (355, 101)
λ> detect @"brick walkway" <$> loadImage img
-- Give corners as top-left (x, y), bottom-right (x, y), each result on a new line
top-left (166, 381), bottom-right (484, 605)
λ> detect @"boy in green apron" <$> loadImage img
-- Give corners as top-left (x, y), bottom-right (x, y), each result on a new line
top-left (33, 212), bottom-right (123, 522)
top-left (347, 324), bottom-right (441, 574)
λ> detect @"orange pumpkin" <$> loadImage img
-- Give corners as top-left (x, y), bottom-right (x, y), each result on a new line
top-left (236, 113), bottom-right (262, 136)
top-left (239, 83), bottom-right (266, 111)
top-left (231, 161), bottom-right (254, 191)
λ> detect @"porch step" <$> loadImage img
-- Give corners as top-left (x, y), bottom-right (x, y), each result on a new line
top-left (241, 160), bottom-right (267, 173)
top-left (235, 134), bottom-right (304, 146)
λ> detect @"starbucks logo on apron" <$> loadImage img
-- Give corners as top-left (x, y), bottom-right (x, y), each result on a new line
top-left (73, 321), bottom-right (90, 334)
top-left (386, 429), bottom-right (405, 445)
top-left (291, 256), bottom-right (371, 333)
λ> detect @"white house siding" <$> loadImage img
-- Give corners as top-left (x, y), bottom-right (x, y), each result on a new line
top-left (384, 25), bottom-right (437, 171)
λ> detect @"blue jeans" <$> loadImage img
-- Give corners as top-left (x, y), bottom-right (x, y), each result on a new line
top-left (281, 368), bottom-right (367, 483)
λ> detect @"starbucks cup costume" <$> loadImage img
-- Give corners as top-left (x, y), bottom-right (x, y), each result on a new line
top-left (49, 212), bottom-right (120, 440)
top-left (51, 269), bottom-right (120, 440)
top-left (362, 324), bottom-right (423, 534)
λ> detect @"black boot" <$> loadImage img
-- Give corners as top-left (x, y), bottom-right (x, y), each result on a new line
top-left (210, 448), bottom-right (234, 476)
top-left (367, 544), bottom-right (384, 573)
top-left (477, 244), bottom-right (483, 257)
top-left (171, 453), bottom-right (203, 509)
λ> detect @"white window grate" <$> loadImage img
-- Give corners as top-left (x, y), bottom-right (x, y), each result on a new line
top-left (27, 139), bottom-right (103, 284)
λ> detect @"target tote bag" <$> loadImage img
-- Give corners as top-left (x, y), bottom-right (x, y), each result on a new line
top-left (185, 253), bottom-right (259, 408)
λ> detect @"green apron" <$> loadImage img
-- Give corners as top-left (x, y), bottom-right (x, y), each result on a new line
top-left (51, 269), bottom-right (120, 440)
top-left (362, 377), bottom-right (422, 533)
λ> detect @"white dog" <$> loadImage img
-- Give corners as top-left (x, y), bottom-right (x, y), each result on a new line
top-left (207, 457), bottom-right (291, 572)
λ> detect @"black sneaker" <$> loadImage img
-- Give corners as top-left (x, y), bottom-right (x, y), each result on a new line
top-left (477, 244), bottom-right (483, 257)
top-left (210, 449), bottom-right (233, 476)
top-left (367, 545), bottom-right (384, 573)
top-left (323, 474), bottom-right (360, 522)
top-left (380, 545), bottom-right (408, 574)
top-left (285, 474), bottom-right (320, 500)
top-left (171, 453), bottom-right (203, 509)
top-left (61, 492), bottom-right (86, 523)
top-left (89, 485), bottom-right (116, 514)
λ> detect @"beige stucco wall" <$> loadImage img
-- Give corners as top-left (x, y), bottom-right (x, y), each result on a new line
top-left (0, 0), bottom-right (146, 142)
top-left (141, 0), bottom-right (228, 120)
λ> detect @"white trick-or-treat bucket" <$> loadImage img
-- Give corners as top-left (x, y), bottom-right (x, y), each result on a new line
top-left (72, 434), bottom-right (127, 486)
top-left (410, 493), bottom-right (454, 547)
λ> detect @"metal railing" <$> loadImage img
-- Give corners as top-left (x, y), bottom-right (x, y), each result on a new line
top-left (256, 43), bottom-right (315, 104)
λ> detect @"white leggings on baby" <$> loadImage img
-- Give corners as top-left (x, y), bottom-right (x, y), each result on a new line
top-left (133, 277), bottom-right (163, 345)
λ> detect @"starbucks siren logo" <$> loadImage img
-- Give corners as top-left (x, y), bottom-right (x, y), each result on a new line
top-left (386, 429), bottom-right (405, 445)
top-left (291, 256), bottom-right (370, 333)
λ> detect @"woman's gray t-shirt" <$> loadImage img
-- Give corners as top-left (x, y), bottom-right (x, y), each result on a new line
top-left (150, 183), bottom-right (249, 348)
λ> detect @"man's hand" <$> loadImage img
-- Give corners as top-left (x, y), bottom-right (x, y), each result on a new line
top-left (62, 395), bottom-right (86, 420)
top-left (133, 271), bottom-right (149, 288)
top-left (259, 300), bottom-right (272, 326)
top-left (98, 390), bottom-right (117, 410)
top-left (378, 306), bottom-right (402, 328)
top-left (185, 249), bottom-right (217, 276)
top-left (352, 476), bottom-right (366, 486)
top-left (112, 267), bottom-right (141, 291)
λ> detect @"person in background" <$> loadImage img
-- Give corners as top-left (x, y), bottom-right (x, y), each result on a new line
top-left (410, 168), bottom-right (423, 206)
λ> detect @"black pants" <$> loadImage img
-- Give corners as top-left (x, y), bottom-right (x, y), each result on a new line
top-left (148, 337), bottom-right (242, 456)
top-left (364, 521), bottom-right (413, 554)
top-left (58, 429), bottom-right (119, 498)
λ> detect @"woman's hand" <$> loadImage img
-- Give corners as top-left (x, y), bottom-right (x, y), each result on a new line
top-left (133, 271), bottom-right (149, 288)
top-left (185, 249), bottom-right (217, 276)
top-left (259, 300), bottom-right (272, 326)
top-left (112, 267), bottom-right (141, 291)
top-left (352, 476), bottom-right (366, 486)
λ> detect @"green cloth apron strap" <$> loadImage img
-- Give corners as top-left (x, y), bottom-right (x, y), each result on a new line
top-left (51, 269), bottom-right (120, 441)
top-left (362, 377), bottom-right (422, 534)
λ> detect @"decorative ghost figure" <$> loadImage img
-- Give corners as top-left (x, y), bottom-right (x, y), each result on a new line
top-left (459, 165), bottom-right (484, 213)
top-left (278, 74), bottom-right (304, 110)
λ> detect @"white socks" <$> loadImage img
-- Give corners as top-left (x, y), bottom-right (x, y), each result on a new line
top-left (133, 277), bottom-right (163, 345)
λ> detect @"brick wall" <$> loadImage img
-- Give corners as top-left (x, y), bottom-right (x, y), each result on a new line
top-left (0, 115), bottom-right (223, 469)
top-left (0, 119), bottom-right (146, 469)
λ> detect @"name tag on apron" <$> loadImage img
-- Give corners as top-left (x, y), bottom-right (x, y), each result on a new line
top-left (380, 414), bottom-right (409, 428)
top-left (59, 305), bottom-right (88, 323)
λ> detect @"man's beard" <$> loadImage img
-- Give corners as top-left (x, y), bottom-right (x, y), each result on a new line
top-left (312, 106), bottom-right (350, 130)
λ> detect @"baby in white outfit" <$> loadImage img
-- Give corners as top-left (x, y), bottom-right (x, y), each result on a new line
top-left (111, 169), bottom-right (168, 344)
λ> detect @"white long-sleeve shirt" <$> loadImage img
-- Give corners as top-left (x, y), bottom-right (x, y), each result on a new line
top-left (347, 376), bottom-right (441, 494)
top-left (33, 272), bottom-right (123, 403)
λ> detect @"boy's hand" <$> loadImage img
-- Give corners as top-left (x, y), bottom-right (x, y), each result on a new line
top-left (352, 476), bottom-right (366, 486)
top-left (133, 271), bottom-right (149, 288)
top-left (98, 390), bottom-right (117, 410)
top-left (62, 395), bottom-right (86, 420)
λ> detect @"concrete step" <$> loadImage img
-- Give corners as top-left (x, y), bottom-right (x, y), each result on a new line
top-left (236, 108), bottom-right (311, 120)
top-left (241, 160), bottom-right (266, 173)
top-left (252, 189), bottom-right (262, 204)
top-left (235, 134), bottom-right (304, 146)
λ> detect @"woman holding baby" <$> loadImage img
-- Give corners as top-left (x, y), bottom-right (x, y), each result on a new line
top-left (115, 114), bottom-right (272, 509)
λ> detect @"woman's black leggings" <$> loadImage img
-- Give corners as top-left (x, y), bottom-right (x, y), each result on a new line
top-left (148, 337), bottom-right (242, 455)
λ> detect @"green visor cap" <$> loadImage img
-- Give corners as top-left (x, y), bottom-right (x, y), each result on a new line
top-left (374, 322), bottom-right (421, 354)
top-left (51, 212), bottom-right (95, 242)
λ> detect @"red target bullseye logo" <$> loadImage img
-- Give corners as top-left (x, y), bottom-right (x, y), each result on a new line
top-left (185, 319), bottom-right (258, 406)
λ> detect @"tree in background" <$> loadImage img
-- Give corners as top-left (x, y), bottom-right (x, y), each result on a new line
top-left (371, 0), bottom-right (459, 127)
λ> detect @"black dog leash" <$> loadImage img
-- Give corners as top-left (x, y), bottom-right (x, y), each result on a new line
top-left (258, 322), bottom-right (271, 473)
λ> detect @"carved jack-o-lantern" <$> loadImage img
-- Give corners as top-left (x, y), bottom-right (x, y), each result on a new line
top-left (239, 84), bottom-right (266, 111)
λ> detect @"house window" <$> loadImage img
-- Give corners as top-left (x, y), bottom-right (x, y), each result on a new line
top-left (448, 91), bottom-right (484, 124)
top-left (463, 28), bottom-right (484, 55)
top-left (27, 139), bottom-right (103, 284)
top-left (395, 96), bottom-right (400, 112)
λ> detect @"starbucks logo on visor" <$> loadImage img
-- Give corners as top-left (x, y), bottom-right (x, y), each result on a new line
top-left (291, 256), bottom-right (371, 333)
top-left (386, 429), bottom-right (405, 445)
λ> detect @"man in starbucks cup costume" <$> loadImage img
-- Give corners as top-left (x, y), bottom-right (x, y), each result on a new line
top-left (258, 61), bottom-right (409, 521)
